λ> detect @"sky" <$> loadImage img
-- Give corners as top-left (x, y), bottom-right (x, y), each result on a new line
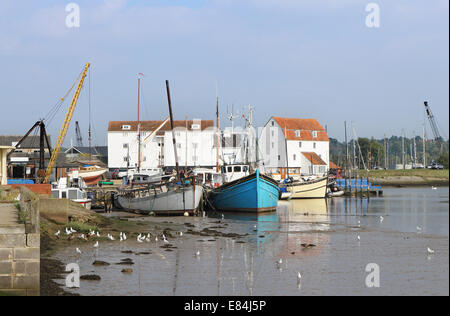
top-left (0, 0), bottom-right (448, 146)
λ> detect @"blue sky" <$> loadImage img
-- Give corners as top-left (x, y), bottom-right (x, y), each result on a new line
top-left (0, 0), bottom-right (448, 145)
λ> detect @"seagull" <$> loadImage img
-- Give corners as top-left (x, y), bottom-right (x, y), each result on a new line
top-left (179, 231), bottom-right (183, 237)
top-left (380, 216), bottom-right (384, 223)
top-left (431, 186), bottom-right (437, 190)
top-left (222, 214), bottom-right (225, 220)
top-left (93, 241), bottom-right (99, 248)
top-left (427, 247), bottom-right (435, 255)
top-left (78, 234), bottom-right (85, 240)
top-left (65, 228), bottom-right (72, 235)
top-left (54, 230), bottom-right (60, 237)
top-left (120, 235), bottom-right (123, 242)
top-left (123, 233), bottom-right (127, 241)
top-left (357, 235), bottom-right (361, 241)
top-left (277, 258), bottom-right (283, 265)
top-left (96, 231), bottom-right (100, 237)
top-left (107, 234), bottom-right (115, 241)
top-left (297, 272), bottom-right (302, 283)
top-left (155, 236), bottom-right (158, 242)
top-left (195, 250), bottom-right (200, 257)
top-left (70, 227), bottom-right (77, 233)
top-left (137, 235), bottom-right (143, 243)
top-left (76, 247), bottom-right (82, 254)
top-left (417, 226), bottom-right (422, 232)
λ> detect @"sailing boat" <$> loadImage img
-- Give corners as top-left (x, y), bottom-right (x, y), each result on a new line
top-left (116, 79), bottom-right (204, 215)
top-left (208, 105), bottom-right (280, 213)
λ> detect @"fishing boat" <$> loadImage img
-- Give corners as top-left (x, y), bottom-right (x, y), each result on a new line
top-left (280, 176), bottom-right (328, 199)
top-left (51, 178), bottom-right (92, 209)
top-left (116, 180), bottom-right (203, 215)
top-left (208, 169), bottom-right (280, 212)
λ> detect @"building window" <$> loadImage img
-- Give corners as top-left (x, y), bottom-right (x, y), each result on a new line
top-left (122, 125), bottom-right (131, 130)
top-left (123, 143), bottom-right (128, 149)
top-left (271, 130), bottom-right (274, 137)
top-left (312, 131), bottom-right (318, 138)
top-left (293, 154), bottom-right (296, 161)
top-left (176, 143), bottom-right (182, 149)
top-left (123, 132), bottom-right (129, 137)
top-left (271, 121), bottom-right (274, 126)
top-left (278, 155), bottom-right (281, 161)
top-left (295, 130), bottom-right (300, 137)
top-left (123, 157), bottom-right (128, 162)
top-left (313, 142), bottom-right (316, 149)
top-left (271, 142), bottom-right (274, 149)
top-left (299, 142), bottom-right (302, 148)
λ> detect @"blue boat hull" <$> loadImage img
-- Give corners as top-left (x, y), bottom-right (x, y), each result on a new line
top-left (209, 169), bottom-right (280, 212)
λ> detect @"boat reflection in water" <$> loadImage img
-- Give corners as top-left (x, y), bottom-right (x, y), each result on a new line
top-left (275, 199), bottom-right (330, 259)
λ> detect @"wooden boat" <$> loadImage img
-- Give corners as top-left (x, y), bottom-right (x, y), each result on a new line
top-left (208, 169), bottom-right (280, 213)
top-left (281, 176), bottom-right (328, 199)
top-left (117, 181), bottom-right (203, 215)
top-left (69, 166), bottom-right (107, 186)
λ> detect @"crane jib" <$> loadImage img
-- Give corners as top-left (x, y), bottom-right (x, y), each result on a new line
top-left (44, 62), bottom-right (91, 183)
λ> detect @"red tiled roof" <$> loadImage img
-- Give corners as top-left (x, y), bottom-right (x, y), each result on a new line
top-left (272, 117), bottom-right (329, 141)
top-left (329, 161), bottom-right (341, 169)
top-left (302, 152), bottom-right (327, 165)
top-left (108, 120), bottom-right (214, 133)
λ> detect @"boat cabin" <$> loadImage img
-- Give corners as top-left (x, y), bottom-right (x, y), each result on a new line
top-left (221, 164), bottom-right (250, 183)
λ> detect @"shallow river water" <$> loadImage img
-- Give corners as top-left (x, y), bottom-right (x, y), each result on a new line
top-left (53, 187), bottom-right (449, 296)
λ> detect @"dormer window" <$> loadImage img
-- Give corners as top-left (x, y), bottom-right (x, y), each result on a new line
top-left (295, 130), bottom-right (300, 137)
top-left (312, 131), bottom-right (318, 138)
top-left (191, 124), bottom-right (201, 130)
top-left (122, 125), bottom-right (131, 130)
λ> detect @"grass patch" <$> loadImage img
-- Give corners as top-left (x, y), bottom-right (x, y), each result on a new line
top-left (365, 169), bottom-right (449, 179)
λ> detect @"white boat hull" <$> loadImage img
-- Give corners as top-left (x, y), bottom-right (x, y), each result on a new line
top-left (287, 177), bottom-right (328, 199)
top-left (117, 185), bottom-right (203, 215)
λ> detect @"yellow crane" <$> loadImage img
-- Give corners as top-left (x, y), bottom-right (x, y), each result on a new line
top-left (44, 62), bottom-right (90, 183)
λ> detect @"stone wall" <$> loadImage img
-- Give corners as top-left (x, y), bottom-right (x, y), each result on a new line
top-left (0, 187), bottom-right (39, 296)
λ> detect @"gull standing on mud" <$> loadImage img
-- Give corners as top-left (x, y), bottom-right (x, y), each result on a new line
top-left (93, 241), bottom-right (99, 248)
top-left (76, 247), bottom-right (82, 254)
top-left (427, 247), bottom-right (435, 255)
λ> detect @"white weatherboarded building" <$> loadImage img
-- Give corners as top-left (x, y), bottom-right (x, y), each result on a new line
top-left (107, 119), bottom-right (216, 171)
top-left (259, 117), bottom-right (329, 180)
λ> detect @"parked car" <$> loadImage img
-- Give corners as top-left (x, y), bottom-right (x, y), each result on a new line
top-left (427, 161), bottom-right (444, 170)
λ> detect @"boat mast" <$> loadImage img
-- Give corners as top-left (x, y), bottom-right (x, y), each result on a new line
top-left (165, 80), bottom-right (180, 180)
top-left (137, 75), bottom-right (141, 172)
top-left (423, 123), bottom-right (426, 167)
top-left (216, 96), bottom-right (220, 172)
top-left (284, 125), bottom-right (289, 179)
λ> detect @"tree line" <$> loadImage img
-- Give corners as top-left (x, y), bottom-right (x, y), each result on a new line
top-left (330, 136), bottom-right (449, 169)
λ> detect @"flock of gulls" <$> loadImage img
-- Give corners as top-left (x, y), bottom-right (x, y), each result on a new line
top-left (54, 227), bottom-right (201, 257)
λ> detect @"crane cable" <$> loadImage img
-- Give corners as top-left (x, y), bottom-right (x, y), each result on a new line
top-left (43, 67), bottom-right (84, 127)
